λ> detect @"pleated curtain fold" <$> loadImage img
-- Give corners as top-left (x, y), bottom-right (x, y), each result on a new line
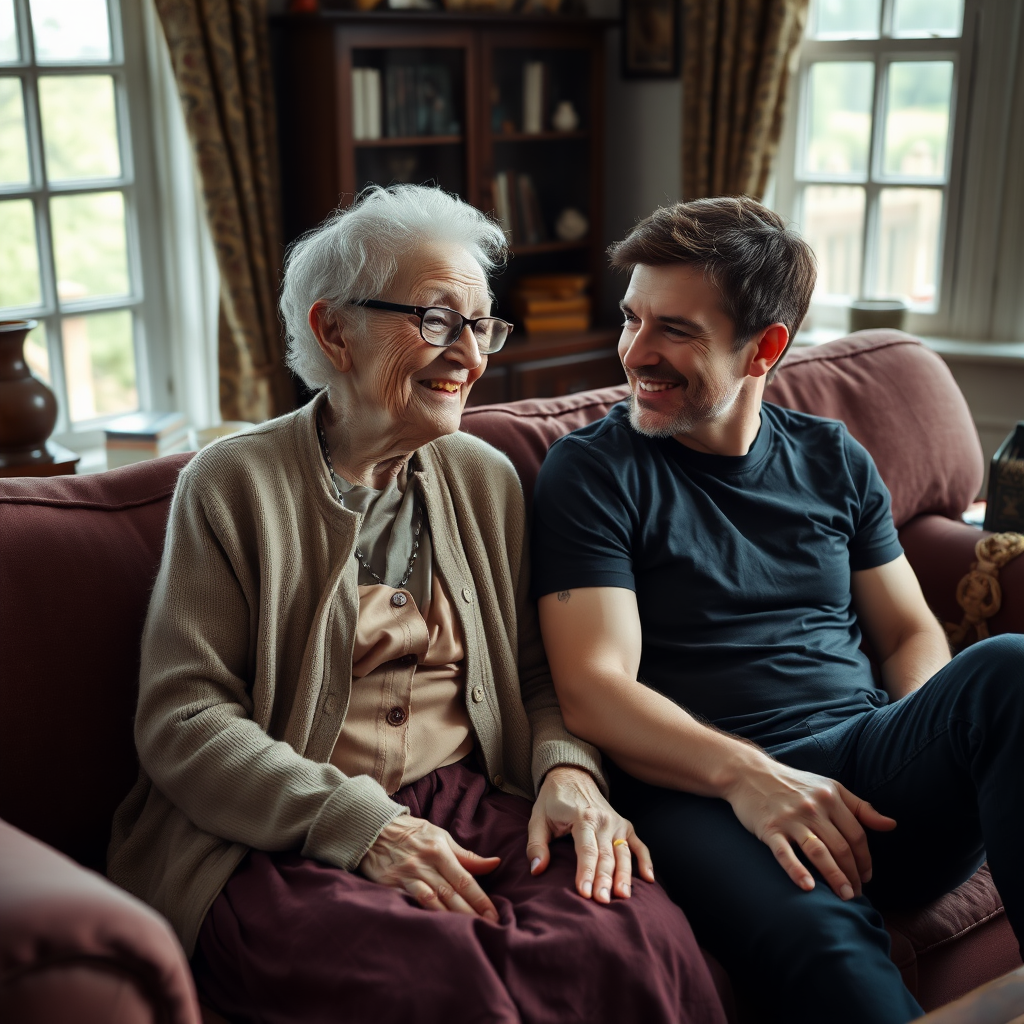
top-left (155, 0), bottom-right (295, 422)
top-left (682, 0), bottom-right (810, 201)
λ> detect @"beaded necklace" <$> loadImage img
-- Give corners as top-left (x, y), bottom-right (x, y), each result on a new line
top-left (316, 410), bottom-right (423, 588)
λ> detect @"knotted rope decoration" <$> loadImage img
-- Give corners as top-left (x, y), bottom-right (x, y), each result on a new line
top-left (946, 532), bottom-right (1024, 649)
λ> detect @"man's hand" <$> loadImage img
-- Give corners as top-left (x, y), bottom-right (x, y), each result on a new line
top-left (527, 766), bottom-right (654, 903)
top-left (359, 815), bottom-right (501, 921)
top-left (723, 759), bottom-right (896, 899)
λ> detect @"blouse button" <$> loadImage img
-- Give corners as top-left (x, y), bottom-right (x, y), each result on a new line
top-left (493, 774), bottom-right (504, 787)
top-left (471, 685), bottom-right (485, 703)
top-left (396, 653), bottom-right (417, 666)
top-left (461, 587), bottom-right (473, 603)
top-left (386, 706), bottom-right (407, 727)
top-left (391, 592), bottom-right (408, 608)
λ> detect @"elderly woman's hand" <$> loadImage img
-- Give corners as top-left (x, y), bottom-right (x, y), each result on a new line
top-left (527, 766), bottom-right (654, 903)
top-left (359, 815), bottom-right (501, 922)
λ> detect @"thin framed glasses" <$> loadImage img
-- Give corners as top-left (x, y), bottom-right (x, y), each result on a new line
top-left (351, 299), bottom-right (513, 354)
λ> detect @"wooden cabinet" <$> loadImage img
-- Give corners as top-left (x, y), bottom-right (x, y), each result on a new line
top-left (270, 11), bottom-right (619, 402)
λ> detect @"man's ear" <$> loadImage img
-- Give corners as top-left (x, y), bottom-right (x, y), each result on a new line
top-left (308, 300), bottom-right (353, 374)
top-left (746, 324), bottom-right (789, 379)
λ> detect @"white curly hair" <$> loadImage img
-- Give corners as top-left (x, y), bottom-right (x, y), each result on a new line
top-left (279, 184), bottom-right (508, 390)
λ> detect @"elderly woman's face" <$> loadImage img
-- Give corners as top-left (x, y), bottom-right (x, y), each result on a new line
top-left (343, 242), bottom-right (491, 446)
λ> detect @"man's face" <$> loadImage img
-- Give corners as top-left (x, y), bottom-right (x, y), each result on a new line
top-left (617, 263), bottom-right (750, 440)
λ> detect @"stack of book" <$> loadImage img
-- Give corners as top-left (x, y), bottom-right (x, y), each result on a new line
top-left (491, 170), bottom-right (547, 245)
top-left (351, 68), bottom-right (383, 140)
top-left (522, 61), bottom-right (546, 134)
top-left (104, 411), bottom-right (190, 469)
top-left (512, 274), bottom-right (591, 334)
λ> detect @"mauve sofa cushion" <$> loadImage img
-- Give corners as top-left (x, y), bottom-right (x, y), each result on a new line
top-left (0, 453), bottom-right (192, 871)
top-left (461, 331), bottom-right (984, 526)
top-left (0, 819), bottom-right (200, 1024)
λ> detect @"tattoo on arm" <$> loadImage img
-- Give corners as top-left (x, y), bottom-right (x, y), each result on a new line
top-left (557, 590), bottom-right (571, 603)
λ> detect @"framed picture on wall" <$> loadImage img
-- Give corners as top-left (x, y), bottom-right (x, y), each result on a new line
top-left (621, 0), bottom-right (680, 79)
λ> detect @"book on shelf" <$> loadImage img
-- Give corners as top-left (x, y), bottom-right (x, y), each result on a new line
top-left (104, 411), bottom-right (191, 468)
top-left (522, 61), bottom-right (546, 134)
top-left (521, 312), bottom-right (591, 334)
top-left (382, 63), bottom-right (458, 139)
top-left (350, 68), bottom-right (382, 141)
top-left (492, 170), bottom-right (549, 245)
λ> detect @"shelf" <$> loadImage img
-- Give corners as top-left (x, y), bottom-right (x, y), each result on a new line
top-left (492, 130), bottom-right (588, 143)
top-left (510, 239), bottom-right (589, 255)
top-left (354, 135), bottom-right (463, 148)
top-left (488, 326), bottom-right (619, 365)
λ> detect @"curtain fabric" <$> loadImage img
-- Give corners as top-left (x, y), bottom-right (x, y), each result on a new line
top-left (682, 0), bottom-right (810, 201)
top-left (154, 0), bottom-right (295, 421)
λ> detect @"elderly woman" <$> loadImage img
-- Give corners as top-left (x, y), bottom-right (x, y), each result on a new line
top-left (107, 185), bottom-right (724, 1024)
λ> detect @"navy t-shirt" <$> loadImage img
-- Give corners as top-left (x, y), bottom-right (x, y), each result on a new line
top-left (532, 401), bottom-right (904, 749)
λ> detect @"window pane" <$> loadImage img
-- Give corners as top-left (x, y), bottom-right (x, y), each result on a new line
top-left (51, 191), bottom-right (129, 300)
top-left (883, 61), bottom-right (953, 179)
top-left (39, 75), bottom-right (120, 181)
top-left (804, 62), bottom-right (874, 176)
top-left (802, 185), bottom-right (865, 298)
top-left (0, 77), bottom-right (30, 184)
top-left (0, 0), bottom-right (17, 63)
top-left (873, 188), bottom-right (942, 305)
top-left (893, 0), bottom-right (963, 38)
top-left (62, 308), bottom-right (136, 421)
top-left (810, 0), bottom-right (880, 39)
top-left (24, 320), bottom-right (49, 383)
top-left (29, 0), bottom-right (110, 63)
top-left (0, 199), bottom-right (41, 308)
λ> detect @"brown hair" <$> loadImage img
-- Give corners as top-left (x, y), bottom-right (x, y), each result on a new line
top-left (608, 196), bottom-right (816, 379)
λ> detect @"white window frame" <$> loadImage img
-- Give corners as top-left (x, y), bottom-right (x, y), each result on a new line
top-left (2, 0), bottom-right (220, 466)
top-left (774, 0), bottom-right (1024, 343)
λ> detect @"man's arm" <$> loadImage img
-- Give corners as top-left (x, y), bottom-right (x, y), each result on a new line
top-left (539, 586), bottom-right (896, 901)
top-left (851, 554), bottom-right (950, 700)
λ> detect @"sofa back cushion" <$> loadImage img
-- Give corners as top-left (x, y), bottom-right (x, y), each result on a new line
top-left (461, 331), bottom-right (984, 527)
top-left (0, 454), bottom-right (192, 871)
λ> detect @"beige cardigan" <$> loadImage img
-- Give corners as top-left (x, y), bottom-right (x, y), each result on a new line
top-left (107, 394), bottom-right (603, 955)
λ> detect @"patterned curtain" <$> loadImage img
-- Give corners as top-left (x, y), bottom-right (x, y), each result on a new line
top-left (682, 0), bottom-right (810, 200)
top-left (155, 0), bottom-right (295, 421)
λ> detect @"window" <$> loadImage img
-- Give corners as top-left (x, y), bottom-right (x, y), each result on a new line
top-left (0, 0), bottom-right (218, 458)
top-left (774, 0), bottom-right (976, 333)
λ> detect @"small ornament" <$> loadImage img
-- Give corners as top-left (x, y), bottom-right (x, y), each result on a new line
top-left (555, 207), bottom-right (588, 242)
top-left (551, 100), bottom-right (580, 132)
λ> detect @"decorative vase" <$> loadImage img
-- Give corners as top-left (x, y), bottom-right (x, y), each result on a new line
top-left (552, 100), bottom-right (580, 132)
top-left (0, 319), bottom-right (58, 469)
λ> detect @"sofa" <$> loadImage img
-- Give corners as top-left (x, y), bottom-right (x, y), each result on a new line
top-left (1, 330), bottom-right (1022, 1023)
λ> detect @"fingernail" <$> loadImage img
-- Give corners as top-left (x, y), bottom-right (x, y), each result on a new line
top-left (582, 881), bottom-right (593, 897)
top-left (599, 887), bottom-right (610, 901)
top-left (486, 910), bottom-right (500, 923)
top-left (862, 869), bottom-right (872, 883)
top-left (840, 884), bottom-right (854, 900)
top-left (622, 884), bottom-right (631, 897)
top-left (530, 857), bottom-right (541, 874)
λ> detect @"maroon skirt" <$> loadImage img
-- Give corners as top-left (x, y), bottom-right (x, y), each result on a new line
top-left (192, 760), bottom-right (726, 1024)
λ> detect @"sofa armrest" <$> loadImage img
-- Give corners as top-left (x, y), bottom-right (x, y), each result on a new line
top-left (917, 966), bottom-right (1024, 1023)
top-left (899, 516), bottom-right (1024, 637)
top-left (0, 819), bottom-right (200, 1024)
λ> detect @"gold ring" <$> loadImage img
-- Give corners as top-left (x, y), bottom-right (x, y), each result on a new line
top-left (613, 838), bottom-right (628, 848)
top-left (801, 833), bottom-right (818, 847)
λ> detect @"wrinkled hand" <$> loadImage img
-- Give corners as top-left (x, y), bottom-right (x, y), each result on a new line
top-left (528, 766), bottom-right (654, 903)
top-left (359, 815), bottom-right (501, 921)
top-left (724, 760), bottom-right (897, 900)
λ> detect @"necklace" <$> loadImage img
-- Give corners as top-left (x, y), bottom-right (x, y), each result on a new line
top-left (316, 410), bottom-right (423, 589)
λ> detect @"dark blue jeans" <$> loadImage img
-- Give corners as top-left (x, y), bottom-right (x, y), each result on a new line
top-left (610, 635), bottom-right (1024, 1024)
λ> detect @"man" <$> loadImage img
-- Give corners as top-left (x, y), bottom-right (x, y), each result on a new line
top-left (531, 196), bottom-right (1024, 1023)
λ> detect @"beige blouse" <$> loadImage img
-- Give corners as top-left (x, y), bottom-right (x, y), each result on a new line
top-left (327, 465), bottom-right (473, 795)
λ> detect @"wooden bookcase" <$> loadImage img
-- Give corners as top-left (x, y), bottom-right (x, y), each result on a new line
top-left (270, 11), bottom-right (625, 404)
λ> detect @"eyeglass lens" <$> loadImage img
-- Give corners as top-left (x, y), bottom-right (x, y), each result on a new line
top-left (421, 308), bottom-right (508, 352)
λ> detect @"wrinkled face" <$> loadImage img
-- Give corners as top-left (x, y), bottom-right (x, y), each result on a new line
top-left (344, 241), bottom-right (491, 447)
top-left (618, 263), bottom-right (749, 440)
